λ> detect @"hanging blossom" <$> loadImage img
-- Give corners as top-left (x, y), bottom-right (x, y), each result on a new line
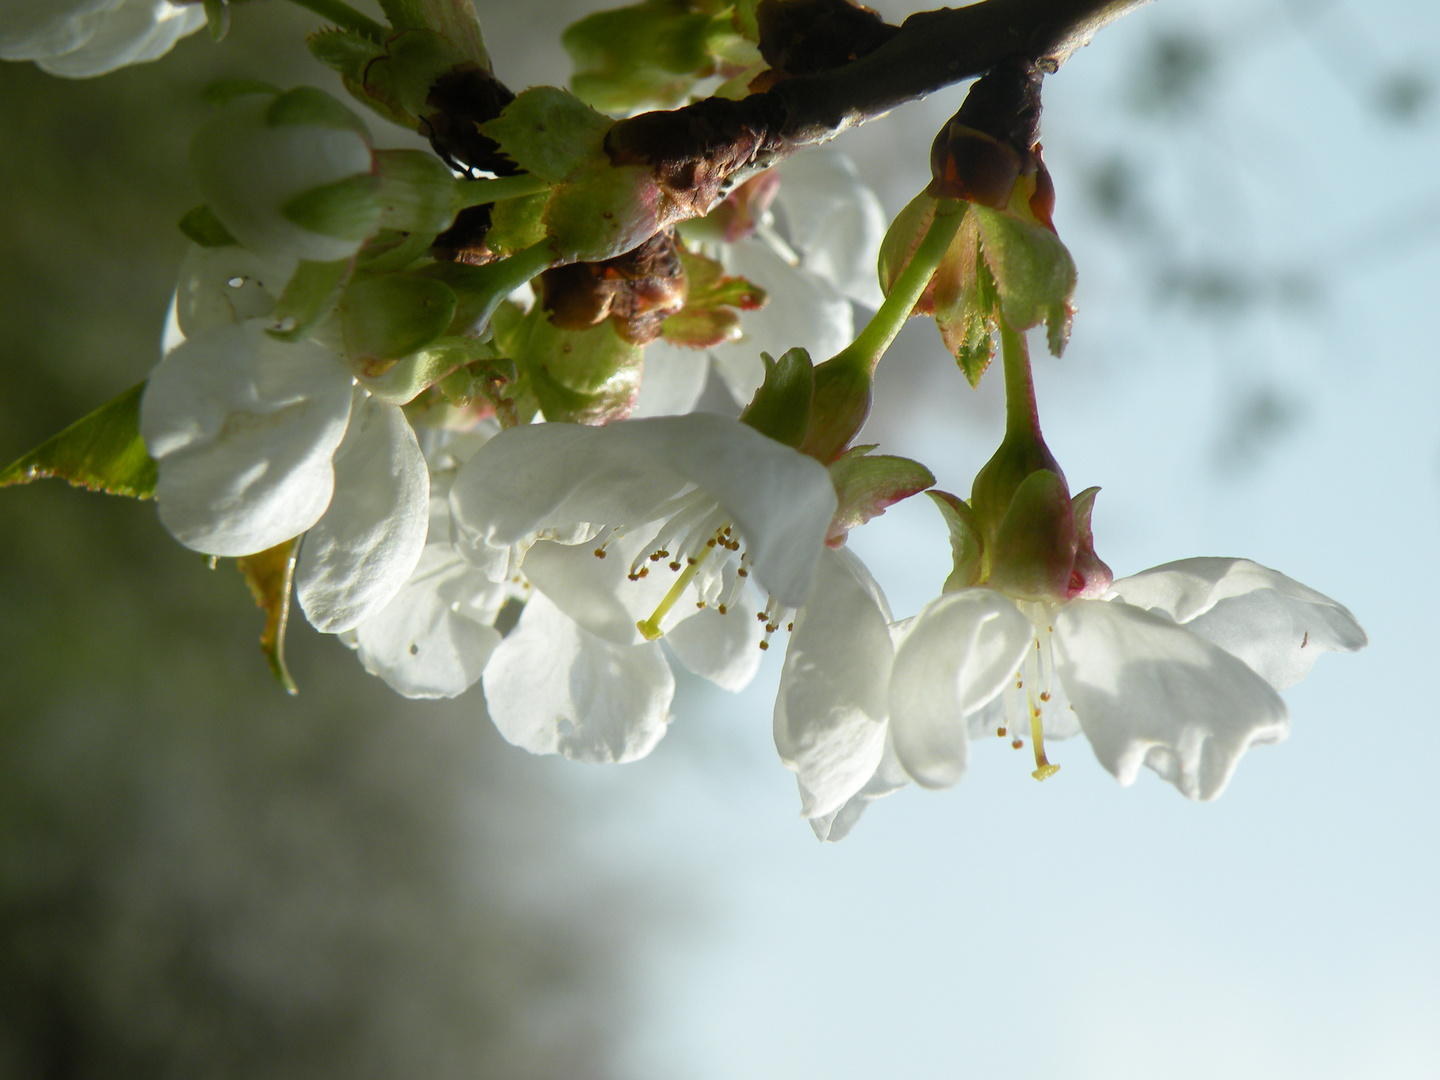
top-left (140, 243), bottom-right (429, 635)
top-left (447, 413), bottom-right (837, 763)
top-left (0, 0), bottom-right (204, 78)
top-left (633, 149), bottom-right (887, 417)
top-left (776, 323), bottom-right (1367, 838)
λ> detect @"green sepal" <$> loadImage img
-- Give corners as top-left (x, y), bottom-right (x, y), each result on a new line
top-left (500, 304), bottom-right (642, 424)
top-left (417, 240), bottom-right (555, 337)
top-left (341, 272), bottom-right (458, 366)
top-left (356, 228), bottom-right (437, 273)
top-left (485, 191), bottom-right (549, 256)
top-left (563, 1), bottom-right (755, 113)
top-left (373, 148), bottom-right (461, 234)
top-left (826, 448), bottom-right (935, 545)
top-left (0, 382), bottom-right (156, 499)
top-left (202, 0), bottom-right (229, 42)
top-left (926, 490), bottom-right (984, 592)
top-left (543, 160), bottom-right (667, 263)
top-left (235, 538), bottom-right (300, 695)
top-left (358, 335), bottom-right (489, 405)
top-left (308, 27), bottom-right (387, 84)
top-left (480, 86), bottom-right (612, 183)
top-left (739, 347), bottom-right (812, 448)
top-left (264, 85), bottom-right (372, 140)
top-left (200, 78), bottom-right (280, 106)
top-left (733, 0), bottom-right (760, 41)
top-left (281, 174), bottom-right (383, 242)
top-left (987, 468), bottom-right (1076, 601)
top-left (877, 191), bottom-right (939, 298)
top-left (973, 204), bottom-right (1076, 357)
top-left (178, 204), bottom-right (239, 248)
top-left (800, 355), bottom-right (872, 464)
top-left (267, 258), bottom-right (354, 342)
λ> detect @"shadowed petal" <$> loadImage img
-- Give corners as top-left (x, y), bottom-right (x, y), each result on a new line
top-left (482, 592), bottom-right (674, 763)
top-left (889, 589), bottom-right (1034, 789)
top-left (141, 321), bottom-right (353, 556)
top-left (297, 393), bottom-right (429, 633)
top-left (1054, 599), bottom-right (1290, 800)
top-left (775, 548), bottom-right (894, 819)
top-left (1110, 557), bottom-right (1367, 690)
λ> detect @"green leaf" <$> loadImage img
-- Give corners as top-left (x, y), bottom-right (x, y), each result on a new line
top-left (267, 258), bottom-right (354, 342)
top-left (480, 86), bottom-right (613, 184)
top-left (236, 538), bottom-right (300, 695)
top-left (826, 449), bottom-right (935, 544)
top-left (308, 27), bottom-right (387, 84)
top-left (177, 204), bottom-right (238, 248)
top-left (740, 348), bottom-right (812, 448)
top-left (934, 235), bottom-right (999, 387)
top-left (973, 204), bottom-right (1077, 357)
top-left (1, 382), bottom-right (156, 499)
top-left (359, 336), bottom-right (489, 405)
top-left (926, 490), bottom-right (984, 591)
top-left (360, 28), bottom-right (470, 122)
top-left (341, 272), bottom-right (458, 365)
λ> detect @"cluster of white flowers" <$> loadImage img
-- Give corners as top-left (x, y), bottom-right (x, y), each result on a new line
top-left (2, 8), bottom-right (1366, 838)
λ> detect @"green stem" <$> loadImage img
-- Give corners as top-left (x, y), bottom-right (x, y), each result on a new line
top-left (285, 0), bottom-right (387, 42)
top-left (826, 197), bottom-right (965, 377)
top-left (453, 174), bottom-right (552, 209)
top-left (998, 315), bottom-right (1041, 440)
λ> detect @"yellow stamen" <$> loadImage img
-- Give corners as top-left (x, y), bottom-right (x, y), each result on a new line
top-left (636, 542), bottom-right (713, 641)
top-left (1030, 708), bottom-right (1059, 781)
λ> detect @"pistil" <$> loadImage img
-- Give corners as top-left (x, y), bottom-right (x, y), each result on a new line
top-left (636, 542), bottom-right (715, 641)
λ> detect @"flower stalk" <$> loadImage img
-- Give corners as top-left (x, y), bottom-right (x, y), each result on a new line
top-left (826, 197), bottom-right (965, 378)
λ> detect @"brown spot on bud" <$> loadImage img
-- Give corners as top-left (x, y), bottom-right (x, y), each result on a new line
top-left (539, 230), bottom-right (688, 345)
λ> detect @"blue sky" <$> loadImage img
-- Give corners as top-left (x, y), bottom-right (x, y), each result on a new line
top-left (507, 1), bottom-right (1440, 1076)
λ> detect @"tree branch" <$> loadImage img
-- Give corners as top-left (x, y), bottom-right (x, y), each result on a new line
top-left (608, 0), bottom-right (1151, 194)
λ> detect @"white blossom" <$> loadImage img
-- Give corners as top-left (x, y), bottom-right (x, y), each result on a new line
top-left (777, 553), bottom-right (1366, 837)
top-left (0, 0), bottom-right (204, 78)
top-left (635, 150), bottom-right (887, 416)
top-left (449, 413), bottom-right (837, 762)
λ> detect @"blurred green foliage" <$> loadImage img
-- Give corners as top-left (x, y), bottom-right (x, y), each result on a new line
top-left (0, 8), bottom-right (634, 1078)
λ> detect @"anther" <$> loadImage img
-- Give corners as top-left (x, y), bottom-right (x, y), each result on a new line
top-left (594, 548), bottom-right (607, 558)
top-left (997, 727), bottom-right (1007, 738)
top-left (1011, 738), bottom-right (1024, 750)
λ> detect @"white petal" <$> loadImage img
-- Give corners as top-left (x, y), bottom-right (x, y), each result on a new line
top-left (889, 590), bottom-right (1035, 789)
top-left (34, 1), bottom-right (204, 77)
top-left (666, 605), bottom-right (764, 692)
top-left (140, 321), bottom-right (354, 556)
top-left (352, 546), bottom-right (503, 698)
top-left (449, 414), bottom-right (836, 607)
top-left (174, 244), bottom-right (297, 338)
top-left (774, 548), bottom-right (894, 819)
top-left (1053, 599), bottom-right (1290, 801)
top-left (0, 1), bottom-right (118, 59)
top-left (774, 149), bottom-right (888, 309)
top-left (521, 532), bottom-right (672, 644)
top-left (707, 240), bottom-right (853, 404)
top-left (296, 393), bottom-right (429, 633)
top-left (808, 732), bottom-right (911, 842)
top-left (631, 339), bottom-right (711, 418)
top-left (1109, 557), bottom-right (1367, 690)
top-left (482, 592), bottom-right (674, 763)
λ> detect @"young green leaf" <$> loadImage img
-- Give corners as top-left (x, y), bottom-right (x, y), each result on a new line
top-left (0, 382), bottom-right (156, 499)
